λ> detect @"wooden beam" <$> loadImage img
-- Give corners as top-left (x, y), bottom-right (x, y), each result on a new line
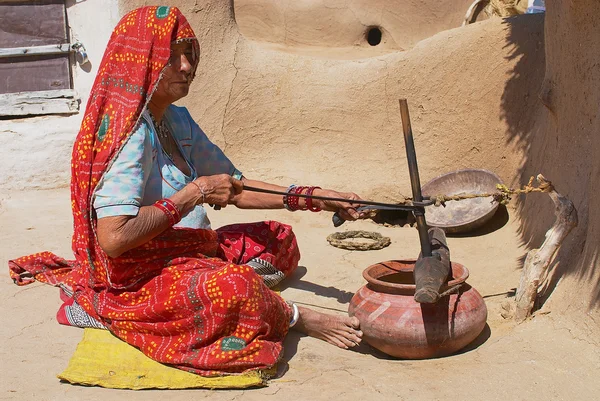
top-left (0, 44), bottom-right (72, 58)
top-left (0, 89), bottom-right (79, 116)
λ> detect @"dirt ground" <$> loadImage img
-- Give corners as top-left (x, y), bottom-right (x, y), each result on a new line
top-left (1, 188), bottom-right (599, 400)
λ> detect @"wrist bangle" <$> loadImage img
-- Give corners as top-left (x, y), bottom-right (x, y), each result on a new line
top-left (296, 186), bottom-right (308, 211)
top-left (286, 185), bottom-right (305, 212)
top-left (288, 302), bottom-right (299, 327)
top-left (289, 186), bottom-right (306, 211)
top-left (305, 186), bottom-right (322, 212)
top-left (283, 184), bottom-right (296, 211)
top-left (153, 198), bottom-right (182, 226)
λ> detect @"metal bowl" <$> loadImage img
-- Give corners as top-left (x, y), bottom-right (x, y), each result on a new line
top-left (421, 169), bottom-right (503, 234)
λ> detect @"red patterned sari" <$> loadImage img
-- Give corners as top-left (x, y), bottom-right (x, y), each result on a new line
top-left (8, 6), bottom-right (299, 376)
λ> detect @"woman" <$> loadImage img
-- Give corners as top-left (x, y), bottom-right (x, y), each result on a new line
top-left (9, 6), bottom-right (363, 376)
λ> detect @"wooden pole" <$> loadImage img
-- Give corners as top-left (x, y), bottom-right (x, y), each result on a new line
top-left (399, 99), bottom-right (432, 257)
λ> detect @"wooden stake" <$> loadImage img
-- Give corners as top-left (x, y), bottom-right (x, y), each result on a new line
top-left (514, 174), bottom-right (578, 322)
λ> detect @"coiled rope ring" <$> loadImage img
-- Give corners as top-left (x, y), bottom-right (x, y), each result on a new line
top-left (326, 230), bottom-right (391, 251)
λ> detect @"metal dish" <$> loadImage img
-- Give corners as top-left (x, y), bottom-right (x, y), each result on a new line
top-left (421, 169), bottom-right (503, 234)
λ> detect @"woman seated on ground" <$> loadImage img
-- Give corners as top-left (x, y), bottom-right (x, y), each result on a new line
top-left (10, 6), bottom-right (363, 376)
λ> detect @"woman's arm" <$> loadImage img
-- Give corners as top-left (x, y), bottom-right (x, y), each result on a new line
top-left (96, 174), bottom-right (242, 258)
top-left (230, 178), bottom-right (290, 209)
top-left (232, 177), bottom-right (362, 221)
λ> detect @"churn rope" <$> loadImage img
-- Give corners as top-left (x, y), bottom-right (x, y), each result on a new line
top-left (429, 176), bottom-right (554, 207)
top-left (391, 175), bottom-right (554, 207)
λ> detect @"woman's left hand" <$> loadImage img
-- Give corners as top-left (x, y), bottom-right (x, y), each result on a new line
top-left (312, 188), bottom-right (363, 222)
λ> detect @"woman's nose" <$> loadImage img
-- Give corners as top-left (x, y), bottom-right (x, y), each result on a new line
top-left (179, 54), bottom-right (192, 73)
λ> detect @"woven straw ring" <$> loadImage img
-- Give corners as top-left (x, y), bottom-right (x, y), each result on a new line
top-left (326, 230), bottom-right (391, 251)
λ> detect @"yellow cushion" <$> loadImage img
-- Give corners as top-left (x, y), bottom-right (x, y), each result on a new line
top-left (58, 328), bottom-right (273, 389)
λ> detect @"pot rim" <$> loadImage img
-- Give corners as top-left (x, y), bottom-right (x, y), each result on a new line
top-left (362, 259), bottom-right (469, 291)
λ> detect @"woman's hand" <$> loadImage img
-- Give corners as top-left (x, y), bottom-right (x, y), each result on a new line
top-left (312, 188), bottom-right (364, 222)
top-left (191, 174), bottom-right (243, 207)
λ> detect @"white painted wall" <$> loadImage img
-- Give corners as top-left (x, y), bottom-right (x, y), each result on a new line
top-left (0, 0), bottom-right (121, 191)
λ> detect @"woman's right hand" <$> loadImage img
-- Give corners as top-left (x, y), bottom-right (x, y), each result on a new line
top-left (191, 174), bottom-right (243, 207)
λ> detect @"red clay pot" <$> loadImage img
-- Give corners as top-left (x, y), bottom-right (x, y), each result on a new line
top-left (348, 259), bottom-right (487, 359)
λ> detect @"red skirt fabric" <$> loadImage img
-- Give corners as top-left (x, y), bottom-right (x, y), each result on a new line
top-left (9, 221), bottom-right (300, 376)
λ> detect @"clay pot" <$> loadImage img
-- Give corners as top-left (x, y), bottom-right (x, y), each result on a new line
top-left (349, 260), bottom-right (487, 359)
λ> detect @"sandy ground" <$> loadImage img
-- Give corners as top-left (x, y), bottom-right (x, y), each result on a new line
top-left (1, 188), bottom-right (599, 401)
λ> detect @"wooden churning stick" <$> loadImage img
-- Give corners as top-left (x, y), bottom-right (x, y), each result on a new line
top-left (399, 99), bottom-right (451, 304)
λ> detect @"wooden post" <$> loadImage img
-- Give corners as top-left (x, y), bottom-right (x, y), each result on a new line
top-left (514, 174), bottom-right (578, 322)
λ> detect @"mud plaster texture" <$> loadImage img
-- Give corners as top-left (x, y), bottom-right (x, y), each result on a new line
top-left (1, 0), bottom-right (599, 399)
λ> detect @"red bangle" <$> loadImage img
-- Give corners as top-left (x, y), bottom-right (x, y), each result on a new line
top-left (285, 186), bottom-right (322, 212)
top-left (288, 186), bottom-right (304, 212)
top-left (305, 186), bottom-right (322, 212)
top-left (296, 186), bottom-right (309, 211)
top-left (283, 185), bottom-right (295, 211)
top-left (153, 198), bottom-right (182, 225)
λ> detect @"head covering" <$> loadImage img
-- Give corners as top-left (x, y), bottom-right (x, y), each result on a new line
top-left (70, 6), bottom-right (199, 288)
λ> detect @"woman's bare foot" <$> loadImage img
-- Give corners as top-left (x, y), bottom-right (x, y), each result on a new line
top-left (291, 305), bottom-right (362, 349)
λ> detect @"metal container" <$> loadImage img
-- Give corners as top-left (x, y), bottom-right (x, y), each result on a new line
top-left (422, 169), bottom-right (503, 234)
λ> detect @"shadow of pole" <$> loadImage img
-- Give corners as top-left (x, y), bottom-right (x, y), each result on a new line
top-left (289, 280), bottom-right (356, 305)
top-left (278, 265), bottom-right (357, 306)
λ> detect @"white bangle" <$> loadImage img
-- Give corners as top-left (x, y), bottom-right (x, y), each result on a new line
top-left (289, 302), bottom-right (299, 327)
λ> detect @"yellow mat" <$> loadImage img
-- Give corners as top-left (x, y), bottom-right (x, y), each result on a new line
top-left (58, 328), bottom-right (272, 390)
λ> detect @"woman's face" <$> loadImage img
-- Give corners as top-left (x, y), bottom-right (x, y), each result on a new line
top-left (152, 42), bottom-right (198, 105)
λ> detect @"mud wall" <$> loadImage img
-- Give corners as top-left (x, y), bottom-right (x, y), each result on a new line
top-left (234, 0), bottom-right (474, 51)
top-left (121, 0), bottom-right (541, 198)
top-left (515, 0), bottom-right (600, 325)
